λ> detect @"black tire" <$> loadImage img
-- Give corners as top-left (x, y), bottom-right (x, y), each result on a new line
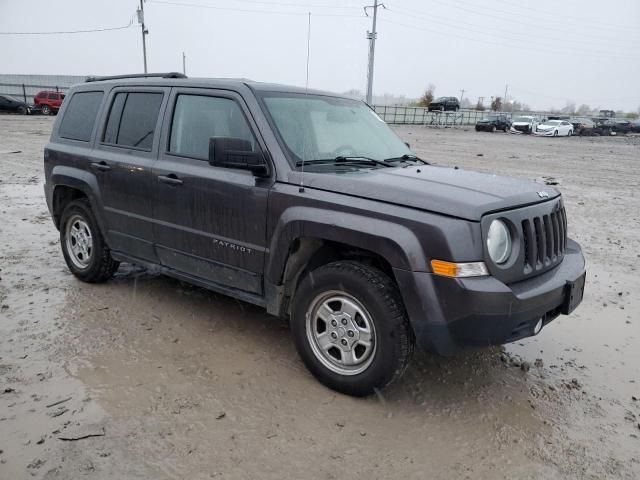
top-left (553, 130), bottom-right (558, 136)
top-left (41, 105), bottom-right (51, 115)
top-left (17, 106), bottom-right (27, 115)
top-left (59, 198), bottom-right (119, 283)
top-left (491, 125), bottom-right (497, 133)
top-left (290, 261), bottom-right (414, 397)
top-left (475, 126), bottom-right (481, 132)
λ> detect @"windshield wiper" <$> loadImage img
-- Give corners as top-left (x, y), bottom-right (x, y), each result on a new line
top-left (383, 154), bottom-right (428, 165)
top-left (296, 156), bottom-right (393, 168)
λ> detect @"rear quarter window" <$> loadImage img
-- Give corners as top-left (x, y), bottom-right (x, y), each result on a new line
top-left (102, 92), bottom-right (163, 150)
top-left (58, 91), bottom-right (104, 142)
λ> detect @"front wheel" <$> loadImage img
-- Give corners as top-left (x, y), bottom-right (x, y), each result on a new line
top-left (290, 261), bottom-right (414, 397)
top-left (60, 199), bottom-right (119, 283)
top-left (41, 105), bottom-right (51, 115)
top-left (567, 130), bottom-right (573, 137)
top-left (553, 130), bottom-right (558, 136)
top-left (491, 125), bottom-right (497, 133)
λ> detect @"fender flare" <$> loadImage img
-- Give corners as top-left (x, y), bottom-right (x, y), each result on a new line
top-left (50, 166), bottom-right (108, 240)
top-left (265, 206), bottom-right (427, 285)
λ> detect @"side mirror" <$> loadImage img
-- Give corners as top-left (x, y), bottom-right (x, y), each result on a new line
top-left (208, 137), bottom-right (269, 176)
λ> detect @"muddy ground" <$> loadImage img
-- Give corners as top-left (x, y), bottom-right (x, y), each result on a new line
top-left (0, 115), bottom-right (638, 479)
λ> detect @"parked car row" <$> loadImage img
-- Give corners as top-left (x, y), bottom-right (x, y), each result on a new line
top-left (0, 91), bottom-right (65, 115)
top-left (474, 112), bottom-right (640, 136)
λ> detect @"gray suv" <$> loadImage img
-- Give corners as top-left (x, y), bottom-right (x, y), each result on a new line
top-left (44, 73), bottom-right (586, 396)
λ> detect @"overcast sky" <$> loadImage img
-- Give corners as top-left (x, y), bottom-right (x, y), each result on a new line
top-left (1, 0), bottom-right (639, 111)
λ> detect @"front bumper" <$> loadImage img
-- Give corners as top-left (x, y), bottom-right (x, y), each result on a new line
top-left (393, 239), bottom-right (586, 355)
top-left (534, 129), bottom-right (555, 136)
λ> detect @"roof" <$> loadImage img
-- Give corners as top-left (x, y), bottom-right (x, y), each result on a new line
top-left (78, 73), bottom-right (346, 99)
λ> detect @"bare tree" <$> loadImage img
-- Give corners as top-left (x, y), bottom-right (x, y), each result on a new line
top-left (576, 104), bottom-right (592, 116)
top-left (561, 101), bottom-right (577, 114)
top-left (475, 100), bottom-right (485, 111)
top-left (417, 83), bottom-right (436, 107)
top-left (491, 96), bottom-right (503, 111)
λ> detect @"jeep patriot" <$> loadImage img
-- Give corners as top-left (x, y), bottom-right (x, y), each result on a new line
top-left (44, 73), bottom-right (586, 396)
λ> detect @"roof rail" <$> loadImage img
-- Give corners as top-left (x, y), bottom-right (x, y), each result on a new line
top-left (85, 72), bottom-right (187, 83)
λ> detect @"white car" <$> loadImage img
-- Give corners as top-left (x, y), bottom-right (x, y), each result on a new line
top-left (535, 120), bottom-right (574, 137)
top-left (510, 115), bottom-right (538, 134)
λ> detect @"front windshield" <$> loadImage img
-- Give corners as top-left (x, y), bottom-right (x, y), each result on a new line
top-left (544, 120), bottom-right (562, 126)
top-left (482, 114), bottom-right (501, 120)
top-left (434, 97), bottom-right (447, 102)
top-left (260, 93), bottom-right (412, 165)
top-left (513, 117), bottom-right (531, 122)
top-left (3, 95), bottom-right (20, 102)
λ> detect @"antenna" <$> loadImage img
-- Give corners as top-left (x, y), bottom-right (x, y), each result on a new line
top-left (299, 11), bottom-right (311, 193)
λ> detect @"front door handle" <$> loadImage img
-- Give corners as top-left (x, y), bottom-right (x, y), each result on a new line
top-left (158, 174), bottom-right (183, 186)
top-left (91, 161), bottom-right (111, 172)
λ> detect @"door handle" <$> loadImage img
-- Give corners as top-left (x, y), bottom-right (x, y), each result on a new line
top-left (91, 161), bottom-right (111, 172)
top-left (158, 174), bottom-right (183, 186)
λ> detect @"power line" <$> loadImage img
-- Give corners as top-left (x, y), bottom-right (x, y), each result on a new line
top-left (147, 0), bottom-right (365, 17)
top-left (380, 16), bottom-right (640, 61)
top-left (490, 0), bottom-right (639, 33)
top-left (0, 22), bottom-right (135, 35)
top-left (386, 0), bottom-right (636, 47)
top-left (385, 5), bottom-right (631, 51)
top-left (205, 0), bottom-right (359, 9)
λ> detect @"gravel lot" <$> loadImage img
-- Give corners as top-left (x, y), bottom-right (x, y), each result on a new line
top-left (1, 116), bottom-right (639, 479)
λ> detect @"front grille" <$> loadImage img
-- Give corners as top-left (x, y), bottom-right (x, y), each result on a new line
top-left (521, 206), bottom-right (567, 275)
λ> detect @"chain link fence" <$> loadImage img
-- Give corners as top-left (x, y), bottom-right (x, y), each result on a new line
top-left (373, 105), bottom-right (549, 127)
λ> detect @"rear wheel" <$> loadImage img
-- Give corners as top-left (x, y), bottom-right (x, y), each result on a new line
top-left (290, 261), bottom-right (414, 397)
top-left (60, 199), bottom-right (119, 283)
top-left (41, 105), bottom-right (52, 115)
top-left (17, 106), bottom-right (27, 115)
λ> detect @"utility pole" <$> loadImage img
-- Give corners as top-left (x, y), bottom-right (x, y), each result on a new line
top-left (503, 84), bottom-right (508, 106)
top-left (365, 1), bottom-right (385, 105)
top-left (182, 51), bottom-right (186, 75)
top-left (459, 88), bottom-right (466, 104)
top-left (137, 0), bottom-right (148, 73)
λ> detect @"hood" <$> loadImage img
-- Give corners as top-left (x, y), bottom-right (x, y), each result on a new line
top-left (288, 165), bottom-right (560, 221)
top-left (512, 121), bottom-right (532, 126)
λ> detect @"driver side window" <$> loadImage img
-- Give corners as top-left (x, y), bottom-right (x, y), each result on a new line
top-left (169, 94), bottom-right (256, 160)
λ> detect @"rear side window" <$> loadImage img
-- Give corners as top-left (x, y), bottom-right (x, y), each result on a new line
top-left (37, 92), bottom-right (47, 98)
top-left (102, 92), bottom-right (163, 150)
top-left (169, 94), bottom-right (256, 160)
top-left (58, 91), bottom-right (104, 142)
top-left (48, 93), bottom-right (58, 100)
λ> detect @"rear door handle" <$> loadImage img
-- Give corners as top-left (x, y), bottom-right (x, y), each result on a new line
top-left (158, 174), bottom-right (183, 186)
top-left (91, 161), bottom-right (111, 172)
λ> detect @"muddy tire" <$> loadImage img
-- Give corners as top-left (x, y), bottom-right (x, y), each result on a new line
top-left (290, 261), bottom-right (414, 397)
top-left (59, 199), bottom-right (119, 283)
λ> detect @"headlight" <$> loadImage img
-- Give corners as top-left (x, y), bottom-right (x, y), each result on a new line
top-left (487, 219), bottom-right (512, 264)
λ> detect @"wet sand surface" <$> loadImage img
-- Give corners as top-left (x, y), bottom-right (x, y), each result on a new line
top-left (1, 116), bottom-right (638, 479)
